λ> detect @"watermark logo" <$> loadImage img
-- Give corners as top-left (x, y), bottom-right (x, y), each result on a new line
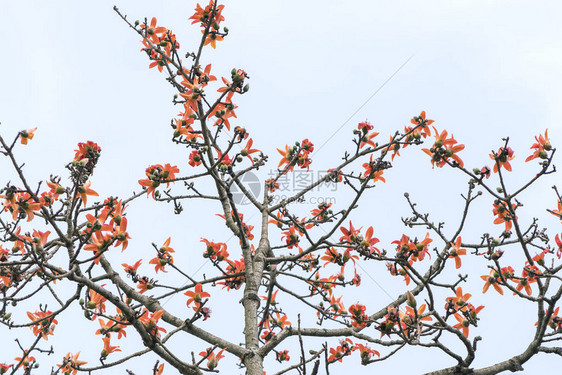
top-left (231, 171), bottom-right (261, 205)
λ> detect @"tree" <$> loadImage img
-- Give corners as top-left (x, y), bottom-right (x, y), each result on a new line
top-left (1, 1), bottom-right (562, 374)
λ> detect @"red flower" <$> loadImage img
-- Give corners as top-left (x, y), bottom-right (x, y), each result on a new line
top-left (526, 129), bottom-right (551, 162)
top-left (362, 155), bottom-right (386, 183)
top-left (348, 303), bottom-right (368, 328)
top-left (276, 350), bottom-right (290, 362)
top-left (490, 147), bottom-right (515, 172)
top-left (492, 201), bottom-right (517, 231)
top-left (74, 141), bottom-right (101, 165)
top-left (188, 150), bottom-right (202, 167)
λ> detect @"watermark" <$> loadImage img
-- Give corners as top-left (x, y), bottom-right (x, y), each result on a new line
top-left (269, 194), bottom-right (336, 205)
top-left (231, 170), bottom-right (339, 205)
top-left (231, 171), bottom-right (261, 205)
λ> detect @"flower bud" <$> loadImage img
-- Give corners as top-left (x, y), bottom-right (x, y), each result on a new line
top-left (406, 291), bottom-right (416, 307)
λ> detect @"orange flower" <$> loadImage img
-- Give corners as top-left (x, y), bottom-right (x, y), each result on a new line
top-left (453, 313), bottom-right (470, 337)
top-left (149, 237), bottom-right (175, 273)
top-left (19, 128), bottom-right (37, 145)
top-left (46, 181), bottom-right (65, 200)
top-left (348, 303), bottom-right (368, 328)
top-left (549, 201), bottom-right (562, 221)
top-left (203, 31), bottom-right (224, 49)
top-left (448, 236), bottom-right (467, 269)
top-left (362, 155), bottom-right (386, 183)
top-left (189, 2), bottom-right (225, 26)
top-left (281, 226), bottom-right (302, 249)
top-left (446, 287), bottom-right (471, 312)
top-left (74, 141), bottom-right (101, 163)
top-left (451, 304), bottom-right (484, 338)
top-left (241, 139), bottom-right (260, 163)
top-left (136, 276), bottom-right (154, 294)
top-left (14, 351), bottom-right (35, 370)
top-left (276, 350), bottom-right (290, 362)
top-left (185, 283), bottom-right (211, 311)
top-left (481, 270), bottom-right (503, 295)
top-left (27, 310), bottom-right (58, 340)
top-left (122, 260), bottom-right (142, 275)
top-left (201, 238), bottom-right (229, 261)
top-left (410, 111), bottom-right (433, 137)
top-left (88, 287), bottom-right (107, 317)
top-left (31, 230), bottom-right (50, 252)
top-left (188, 150), bottom-right (202, 167)
top-left (265, 178), bottom-right (279, 193)
top-left (357, 121), bottom-right (379, 149)
top-left (112, 217), bottom-right (130, 251)
top-left (219, 258), bottom-right (246, 290)
top-left (76, 181), bottom-right (98, 207)
top-left (400, 304), bottom-right (432, 337)
top-left (11, 192), bottom-right (41, 222)
top-left (422, 127), bottom-right (465, 168)
top-left (58, 352), bottom-right (87, 375)
top-left (84, 231), bottom-right (112, 264)
top-left (139, 309), bottom-right (167, 337)
top-left (492, 201), bottom-right (517, 231)
top-left (138, 164), bottom-right (180, 198)
top-left (199, 347), bottom-right (226, 370)
top-left (556, 233), bottom-right (562, 259)
top-left (490, 147), bottom-right (515, 172)
top-left (525, 129), bottom-right (551, 162)
top-left (354, 343), bottom-right (380, 364)
top-left (140, 17), bottom-right (168, 44)
top-left (101, 336), bottom-right (121, 358)
top-left (515, 264), bottom-right (540, 296)
top-left (270, 312), bottom-right (291, 329)
top-left (327, 339), bottom-right (355, 363)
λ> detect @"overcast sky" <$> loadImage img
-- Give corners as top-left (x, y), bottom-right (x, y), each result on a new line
top-left (2, 0), bottom-right (562, 374)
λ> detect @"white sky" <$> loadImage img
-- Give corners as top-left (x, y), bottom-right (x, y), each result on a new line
top-left (1, 0), bottom-right (562, 374)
